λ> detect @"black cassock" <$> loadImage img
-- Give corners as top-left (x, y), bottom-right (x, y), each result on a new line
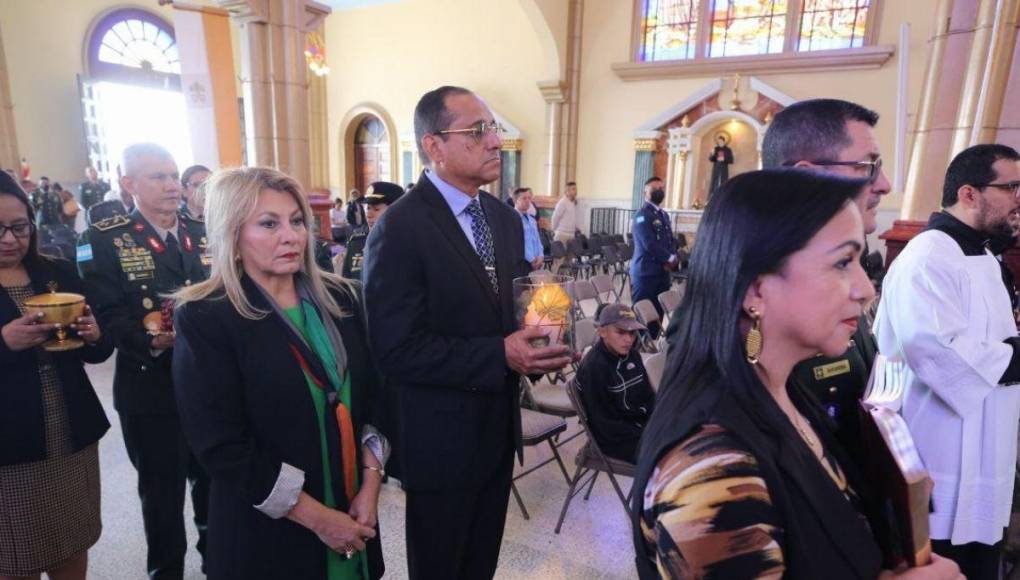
top-left (708, 145), bottom-right (734, 197)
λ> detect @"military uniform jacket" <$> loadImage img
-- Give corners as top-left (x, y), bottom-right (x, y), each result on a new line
top-left (342, 225), bottom-right (368, 280)
top-left (790, 318), bottom-right (876, 465)
top-left (631, 201), bottom-right (676, 278)
top-left (80, 180), bottom-right (111, 212)
top-left (36, 190), bottom-right (64, 227)
top-left (77, 210), bottom-right (210, 415)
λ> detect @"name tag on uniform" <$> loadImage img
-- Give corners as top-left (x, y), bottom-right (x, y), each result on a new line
top-left (77, 244), bottom-right (93, 263)
top-left (812, 359), bottom-right (851, 380)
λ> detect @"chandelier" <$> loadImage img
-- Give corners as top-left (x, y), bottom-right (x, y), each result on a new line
top-left (304, 31), bottom-right (329, 77)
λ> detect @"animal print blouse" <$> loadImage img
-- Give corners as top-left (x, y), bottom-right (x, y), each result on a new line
top-left (640, 423), bottom-right (854, 579)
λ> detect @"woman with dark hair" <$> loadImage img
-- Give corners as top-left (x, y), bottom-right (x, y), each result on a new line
top-left (0, 172), bottom-right (112, 580)
top-left (632, 169), bottom-right (962, 580)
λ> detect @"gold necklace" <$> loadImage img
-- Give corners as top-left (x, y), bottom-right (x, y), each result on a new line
top-left (793, 414), bottom-right (817, 449)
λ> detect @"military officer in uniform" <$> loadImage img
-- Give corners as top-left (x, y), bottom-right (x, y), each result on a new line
top-left (341, 181), bottom-right (403, 280)
top-left (630, 176), bottom-right (677, 338)
top-left (760, 98), bottom-right (892, 465)
top-left (77, 143), bottom-right (210, 580)
top-left (80, 166), bottom-right (111, 212)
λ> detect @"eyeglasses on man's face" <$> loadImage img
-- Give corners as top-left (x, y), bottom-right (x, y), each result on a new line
top-left (436, 121), bottom-right (505, 142)
top-left (0, 222), bottom-right (33, 240)
top-left (978, 181), bottom-right (1020, 196)
top-left (783, 157), bottom-right (883, 182)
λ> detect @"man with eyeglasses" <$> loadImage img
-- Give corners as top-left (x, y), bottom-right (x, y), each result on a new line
top-left (874, 144), bottom-right (1020, 579)
top-left (363, 85), bottom-right (572, 580)
top-left (77, 143), bottom-right (210, 580)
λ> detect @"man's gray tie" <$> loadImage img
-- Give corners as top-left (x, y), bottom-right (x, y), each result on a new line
top-left (464, 198), bottom-right (498, 294)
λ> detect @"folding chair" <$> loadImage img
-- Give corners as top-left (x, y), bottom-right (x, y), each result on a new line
top-left (657, 289), bottom-right (681, 327)
top-left (510, 408), bottom-right (570, 520)
top-left (573, 318), bottom-right (597, 357)
top-left (573, 279), bottom-right (600, 319)
top-left (555, 380), bottom-right (635, 534)
top-left (632, 299), bottom-right (662, 353)
top-left (521, 375), bottom-right (575, 419)
top-left (591, 273), bottom-right (618, 304)
top-left (643, 351), bottom-right (666, 392)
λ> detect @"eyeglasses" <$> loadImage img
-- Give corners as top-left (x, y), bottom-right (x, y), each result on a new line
top-left (978, 181), bottom-right (1020, 196)
top-left (436, 121), bottom-right (505, 142)
top-left (784, 157), bottom-right (883, 181)
top-left (0, 222), bottom-right (33, 239)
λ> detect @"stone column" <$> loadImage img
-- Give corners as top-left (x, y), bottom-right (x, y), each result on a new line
top-left (560, 0), bottom-right (584, 184)
top-left (500, 138), bottom-right (522, 200)
top-left (0, 24), bottom-right (19, 172)
top-left (949, 0), bottom-right (999, 156)
top-left (901, 0), bottom-right (968, 220)
top-left (632, 138), bottom-right (657, 209)
top-left (538, 81), bottom-right (566, 196)
top-left (972, 0), bottom-right (1020, 144)
top-left (307, 31), bottom-right (329, 190)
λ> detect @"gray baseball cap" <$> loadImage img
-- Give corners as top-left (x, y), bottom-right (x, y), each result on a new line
top-left (596, 303), bottom-right (646, 331)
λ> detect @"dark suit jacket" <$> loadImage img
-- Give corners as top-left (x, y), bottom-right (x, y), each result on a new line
top-left (633, 384), bottom-right (883, 579)
top-left (78, 210), bottom-right (209, 415)
top-left (0, 257), bottom-right (112, 467)
top-left (362, 172), bottom-right (527, 491)
top-left (173, 277), bottom-right (384, 580)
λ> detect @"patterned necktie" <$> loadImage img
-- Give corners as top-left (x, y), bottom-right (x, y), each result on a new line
top-left (464, 198), bottom-right (498, 294)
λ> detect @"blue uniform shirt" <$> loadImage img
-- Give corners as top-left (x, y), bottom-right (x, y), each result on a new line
top-left (631, 201), bottom-right (676, 278)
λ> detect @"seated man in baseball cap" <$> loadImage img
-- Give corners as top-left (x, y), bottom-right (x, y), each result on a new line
top-left (573, 303), bottom-right (657, 463)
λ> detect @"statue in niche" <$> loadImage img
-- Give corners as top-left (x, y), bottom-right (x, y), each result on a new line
top-left (708, 131), bottom-right (734, 197)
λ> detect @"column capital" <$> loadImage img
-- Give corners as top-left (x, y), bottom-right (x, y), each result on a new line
top-left (634, 138), bottom-right (658, 152)
top-left (501, 139), bottom-right (523, 152)
top-left (537, 80), bottom-right (568, 103)
top-left (304, 1), bottom-right (332, 32)
top-left (216, 0), bottom-right (269, 23)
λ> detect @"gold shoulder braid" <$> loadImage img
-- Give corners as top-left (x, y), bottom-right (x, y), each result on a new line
top-left (93, 215), bottom-right (131, 232)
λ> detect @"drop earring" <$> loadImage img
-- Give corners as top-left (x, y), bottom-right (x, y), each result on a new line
top-left (745, 307), bottom-right (762, 365)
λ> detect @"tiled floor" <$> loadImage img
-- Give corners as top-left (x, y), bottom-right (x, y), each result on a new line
top-left (84, 357), bottom-right (636, 579)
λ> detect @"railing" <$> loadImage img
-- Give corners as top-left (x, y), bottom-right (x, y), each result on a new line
top-left (589, 207), bottom-right (691, 237)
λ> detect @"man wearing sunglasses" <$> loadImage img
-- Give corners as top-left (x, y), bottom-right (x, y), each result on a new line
top-left (875, 144), bottom-right (1020, 578)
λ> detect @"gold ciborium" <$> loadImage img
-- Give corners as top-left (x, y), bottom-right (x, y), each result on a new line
top-left (23, 289), bottom-right (86, 351)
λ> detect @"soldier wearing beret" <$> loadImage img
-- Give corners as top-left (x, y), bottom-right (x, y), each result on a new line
top-left (341, 181), bottom-right (403, 280)
top-left (77, 143), bottom-right (211, 580)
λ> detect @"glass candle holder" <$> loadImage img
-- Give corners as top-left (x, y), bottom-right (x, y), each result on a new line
top-left (513, 274), bottom-right (575, 350)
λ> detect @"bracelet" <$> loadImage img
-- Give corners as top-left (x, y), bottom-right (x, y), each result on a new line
top-left (362, 465), bottom-right (385, 478)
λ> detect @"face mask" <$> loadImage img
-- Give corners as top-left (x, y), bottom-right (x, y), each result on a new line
top-left (650, 189), bottom-right (666, 205)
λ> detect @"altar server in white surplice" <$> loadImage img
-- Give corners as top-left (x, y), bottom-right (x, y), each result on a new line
top-left (874, 143), bottom-right (1020, 579)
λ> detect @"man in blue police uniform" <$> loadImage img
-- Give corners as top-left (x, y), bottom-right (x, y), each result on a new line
top-left (341, 181), bottom-right (403, 280)
top-left (77, 143), bottom-right (211, 580)
top-left (630, 176), bottom-right (677, 338)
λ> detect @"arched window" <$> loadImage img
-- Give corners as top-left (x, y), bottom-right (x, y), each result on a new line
top-left (353, 116), bottom-right (391, 192)
top-left (87, 9), bottom-right (180, 90)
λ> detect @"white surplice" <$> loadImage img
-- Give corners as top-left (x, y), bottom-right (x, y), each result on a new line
top-left (873, 229), bottom-right (1020, 545)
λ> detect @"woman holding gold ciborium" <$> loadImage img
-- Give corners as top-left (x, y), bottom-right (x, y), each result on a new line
top-left (0, 171), bottom-right (111, 580)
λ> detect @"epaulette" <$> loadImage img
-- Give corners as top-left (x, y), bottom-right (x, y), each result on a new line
top-left (92, 214), bottom-right (131, 231)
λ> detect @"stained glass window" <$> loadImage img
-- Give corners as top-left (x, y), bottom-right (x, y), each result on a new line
top-left (798, 0), bottom-right (871, 51)
top-left (709, 0), bottom-right (787, 57)
top-left (641, 0), bottom-right (699, 61)
top-left (98, 18), bottom-right (180, 74)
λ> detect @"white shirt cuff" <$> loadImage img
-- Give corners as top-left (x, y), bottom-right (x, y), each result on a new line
top-left (361, 424), bottom-right (390, 466)
top-left (253, 462), bottom-right (305, 519)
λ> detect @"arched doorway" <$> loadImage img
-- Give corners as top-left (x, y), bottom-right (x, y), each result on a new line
top-left (82, 8), bottom-right (191, 181)
top-left (353, 116), bottom-right (391, 193)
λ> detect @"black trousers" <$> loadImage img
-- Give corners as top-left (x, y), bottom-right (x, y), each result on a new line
top-left (631, 272), bottom-right (670, 338)
top-left (931, 537), bottom-right (1003, 580)
top-left (405, 452), bottom-right (514, 580)
top-left (120, 413), bottom-right (209, 580)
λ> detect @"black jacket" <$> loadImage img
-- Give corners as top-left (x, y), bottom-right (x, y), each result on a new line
top-left (633, 383), bottom-right (883, 579)
top-left (173, 277), bottom-right (384, 580)
top-left (575, 340), bottom-right (655, 462)
top-left (362, 171), bottom-right (528, 491)
top-left (78, 210), bottom-right (209, 414)
top-left (0, 257), bottom-right (112, 467)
